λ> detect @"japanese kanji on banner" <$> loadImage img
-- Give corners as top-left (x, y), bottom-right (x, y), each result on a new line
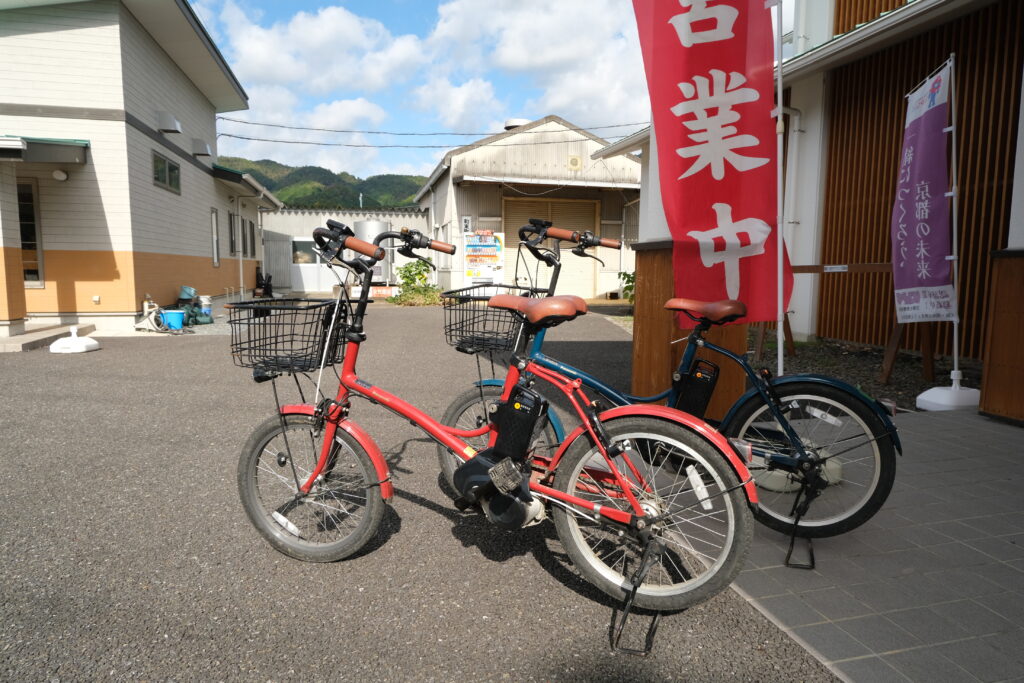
top-left (632, 0), bottom-right (792, 327)
top-left (890, 61), bottom-right (958, 323)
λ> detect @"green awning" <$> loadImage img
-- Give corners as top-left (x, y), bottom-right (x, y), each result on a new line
top-left (0, 136), bottom-right (89, 163)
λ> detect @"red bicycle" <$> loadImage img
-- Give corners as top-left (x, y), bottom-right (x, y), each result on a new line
top-left (228, 220), bottom-right (755, 627)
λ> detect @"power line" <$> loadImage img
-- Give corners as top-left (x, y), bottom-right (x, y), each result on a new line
top-left (216, 132), bottom-right (634, 149)
top-left (216, 115), bottom-right (649, 137)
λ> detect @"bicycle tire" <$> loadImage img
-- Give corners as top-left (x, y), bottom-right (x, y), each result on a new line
top-left (238, 414), bottom-right (385, 562)
top-left (551, 416), bottom-right (751, 612)
top-left (436, 384), bottom-right (559, 494)
top-left (722, 382), bottom-right (897, 539)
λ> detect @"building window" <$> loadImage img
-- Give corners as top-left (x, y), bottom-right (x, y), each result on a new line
top-left (17, 181), bottom-right (42, 285)
top-left (247, 220), bottom-right (256, 258)
top-left (153, 151), bottom-right (181, 193)
top-left (228, 212), bottom-right (237, 255)
top-left (211, 209), bottom-right (220, 267)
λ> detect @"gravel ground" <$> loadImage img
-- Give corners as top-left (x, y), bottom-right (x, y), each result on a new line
top-left (0, 305), bottom-right (835, 682)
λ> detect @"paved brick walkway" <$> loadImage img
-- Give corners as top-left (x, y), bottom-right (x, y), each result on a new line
top-left (735, 410), bottom-right (1024, 682)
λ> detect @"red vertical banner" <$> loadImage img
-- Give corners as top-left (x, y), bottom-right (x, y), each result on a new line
top-left (633, 0), bottom-right (792, 326)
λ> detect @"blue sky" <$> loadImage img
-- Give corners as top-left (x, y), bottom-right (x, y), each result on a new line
top-left (190, 0), bottom-right (652, 179)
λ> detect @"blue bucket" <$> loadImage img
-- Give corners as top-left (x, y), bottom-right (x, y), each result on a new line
top-left (161, 309), bottom-right (185, 330)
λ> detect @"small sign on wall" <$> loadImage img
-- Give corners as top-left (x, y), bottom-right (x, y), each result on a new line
top-left (462, 215), bottom-right (473, 233)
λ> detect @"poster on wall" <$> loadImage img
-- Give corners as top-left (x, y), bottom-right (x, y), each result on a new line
top-left (890, 60), bottom-right (958, 323)
top-left (464, 230), bottom-right (503, 283)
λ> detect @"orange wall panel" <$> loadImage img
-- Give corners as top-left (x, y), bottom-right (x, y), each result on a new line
top-left (19, 250), bottom-right (258, 315)
top-left (23, 250), bottom-right (137, 313)
top-left (1, 246), bottom-right (27, 320)
top-left (132, 251), bottom-right (257, 307)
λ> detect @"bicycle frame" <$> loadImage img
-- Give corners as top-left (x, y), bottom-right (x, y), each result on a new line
top-left (281, 339), bottom-right (681, 529)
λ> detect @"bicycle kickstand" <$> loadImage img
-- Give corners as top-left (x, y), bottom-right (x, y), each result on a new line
top-left (784, 526), bottom-right (815, 570)
top-left (784, 488), bottom-right (816, 570)
top-left (609, 536), bottom-right (669, 656)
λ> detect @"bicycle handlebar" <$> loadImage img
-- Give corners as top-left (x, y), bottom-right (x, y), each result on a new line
top-left (314, 222), bottom-right (386, 260)
top-left (546, 227), bottom-right (578, 242)
top-left (591, 235), bottom-right (622, 249)
top-left (518, 221), bottom-right (621, 250)
top-left (400, 227), bottom-right (455, 255)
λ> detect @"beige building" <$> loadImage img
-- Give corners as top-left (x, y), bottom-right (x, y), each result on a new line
top-left (416, 116), bottom-right (642, 299)
top-left (0, 0), bottom-right (281, 336)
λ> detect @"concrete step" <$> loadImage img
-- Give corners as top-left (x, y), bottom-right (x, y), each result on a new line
top-left (0, 324), bottom-right (97, 353)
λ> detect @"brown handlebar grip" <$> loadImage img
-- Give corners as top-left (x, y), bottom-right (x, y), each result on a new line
top-left (343, 236), bottom-right (385, 260)
top-left (598, 237), bottom-right (622, 249)
top-left (546, 227), bottom-right (579, 242)
top-left (429, 240), bottom-right (457, 255)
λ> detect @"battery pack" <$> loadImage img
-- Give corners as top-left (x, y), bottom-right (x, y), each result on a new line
top-left (491, 384), bottom-right (548, 463)
top-left (673, 359), bottom-right (719, 419)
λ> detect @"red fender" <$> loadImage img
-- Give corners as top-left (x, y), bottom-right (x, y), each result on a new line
top-left (281, 405), bottom-right (393, 500)
top-left (551, 404), bottom-right (758, 505)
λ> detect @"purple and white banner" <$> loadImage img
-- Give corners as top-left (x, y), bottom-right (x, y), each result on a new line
top-left (890, 61), bottom-right (957, 323)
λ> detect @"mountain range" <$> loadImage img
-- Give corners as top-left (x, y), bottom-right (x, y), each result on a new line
top-left (218, 157), bottom-right (427, 210)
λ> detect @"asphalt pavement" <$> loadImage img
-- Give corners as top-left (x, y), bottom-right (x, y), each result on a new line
top-left (0, 304), bottom-right (834, 681)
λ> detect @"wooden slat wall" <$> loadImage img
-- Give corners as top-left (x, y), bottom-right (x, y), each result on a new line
top-left (834, 0), bottom-right (905, 35)
top-left (818, 0), bottom-right (1023, 359)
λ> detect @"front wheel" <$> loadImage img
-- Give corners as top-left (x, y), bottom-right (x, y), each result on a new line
top-left (437, 384), bottom-right (559, 494)
top-left (238, 414), bottom-right (385, 562)
top-left (722, 382), bottom-right (897, 538)
top-left (551, 417), bottom-right (752, 612)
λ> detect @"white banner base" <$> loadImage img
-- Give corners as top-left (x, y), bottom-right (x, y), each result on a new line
top-left (916, 375), bottom-right (980, 411)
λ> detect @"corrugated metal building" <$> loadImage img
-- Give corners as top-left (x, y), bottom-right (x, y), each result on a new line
top-left (415, 115), bottom-right (642, 299)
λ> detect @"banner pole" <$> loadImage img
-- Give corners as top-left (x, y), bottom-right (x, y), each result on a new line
top-left (948, 53), bottom-right (961, 383)
top-left (774, 0), bottom-right (785, 377)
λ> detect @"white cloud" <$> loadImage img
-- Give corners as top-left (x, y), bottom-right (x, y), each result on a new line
top-left (425, 0), bottom-right (649, 131)
top-left (413, 77), bottom-right (503, 132)
top-left (218, 1), bottom-right (423, 94)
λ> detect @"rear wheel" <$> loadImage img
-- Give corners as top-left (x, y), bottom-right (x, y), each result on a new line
top-left (437, 384), bottom-right (559, 493)
top-left (551, 417), bottom-right (751, 612)
top-left (722, 382), bottom-right (897, 538)
top-left (238, 414), bottom-right (384, 561)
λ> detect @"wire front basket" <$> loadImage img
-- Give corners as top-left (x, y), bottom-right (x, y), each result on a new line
top-left (228, 298), bottom-right (349, 373)
top-left (442, 284), bottom-right (535, 353)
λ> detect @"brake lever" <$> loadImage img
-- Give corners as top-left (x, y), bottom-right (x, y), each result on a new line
top-left (398, 245), bottom-right (436, 271)
top-left (572, 245), bottom-right (605, 268)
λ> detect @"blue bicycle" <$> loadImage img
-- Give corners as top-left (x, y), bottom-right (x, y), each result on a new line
top-left (439, 220), bottom-right (900, 557)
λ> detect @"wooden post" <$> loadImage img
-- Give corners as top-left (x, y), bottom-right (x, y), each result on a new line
top-left (920, 321), bottom-right (935, 382)
top-left (880, 321), bottom-right (938, 383)
top-left (753, 315), bottom-right (796, 362)
top-left (879, 323), bottom-right (904, 384)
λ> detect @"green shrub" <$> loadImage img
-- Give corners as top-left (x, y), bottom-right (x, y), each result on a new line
top-left (387, 258), bottom-right (441, 306)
